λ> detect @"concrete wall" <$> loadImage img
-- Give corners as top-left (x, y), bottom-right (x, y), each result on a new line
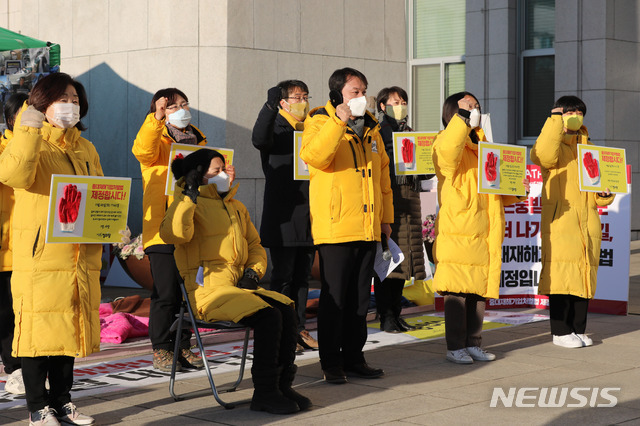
top-left (1, 0), bottom-right (407, 235)
top-left (465, 0), bottom-right (639, 238)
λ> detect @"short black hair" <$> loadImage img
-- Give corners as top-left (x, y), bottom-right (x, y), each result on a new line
top-left (171, 148), bottom-right (225, 180)
top-left (277, 80), bottom-right (309, 101)
top-left (4, 92), bottom-right (29, 131)
top-left (441, 91), bottom-right (480, 127)
top-left (553, 95), bottom-right (587, 117)
top-left (376, 86), bottom-right (408, 112)
top-left (149, 88), bottom-right (189, 114)
top-left (328, 67), bottom-right (368, 93)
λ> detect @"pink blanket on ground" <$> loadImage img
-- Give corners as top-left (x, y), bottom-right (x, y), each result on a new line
top-left (99, 303), bottom-right (149, 344)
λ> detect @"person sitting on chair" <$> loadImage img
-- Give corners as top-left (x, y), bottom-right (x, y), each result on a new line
top-left (159, 148), bottom-right (310, 415)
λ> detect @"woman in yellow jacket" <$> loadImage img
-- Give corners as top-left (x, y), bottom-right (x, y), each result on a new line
top-left (531, 96), bottom-right (614, 349)
top-left (160, 149), bottom-right (310, 414)
top-left (433, 92), bottom-right (528, 365)
top-left (132, 88), bottom-right (207, 372)
top-left (0, 73), bottom-right (102, 425)
top-left (0, 93), bottom-right (28, 396)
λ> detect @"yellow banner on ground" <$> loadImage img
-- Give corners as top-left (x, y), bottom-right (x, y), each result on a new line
top-left (293, 131), bottom-right (309, 180)
top-left (46, 175), bottom-right (131, 243)
top-left (371, 314), bottom-right (509, 340)
top-left (392, 132), bottom-right (437, 175)
top-left (477, 142), bottom-right (527, 196)
top-left (577, 145), bottom-right (628, 194)
top-left (165, 144), bottom-right (235, 196)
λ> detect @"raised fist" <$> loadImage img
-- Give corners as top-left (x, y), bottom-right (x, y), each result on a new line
top-left (266, 86), bottom-right (281, 110)
top-left (154, 97), bottom-right (168, 121)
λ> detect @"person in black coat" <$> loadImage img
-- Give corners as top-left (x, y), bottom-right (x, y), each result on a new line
top-left (374, 86), bottom-right (427, 333)
top-left (251, 80), bottom-right (318, 351)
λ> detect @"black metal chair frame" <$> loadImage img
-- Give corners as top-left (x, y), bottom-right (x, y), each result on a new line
top-left (169, 280), bottom-right (251, 409)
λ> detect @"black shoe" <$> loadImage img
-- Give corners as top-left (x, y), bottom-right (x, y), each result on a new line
top-left (344, 363), bottom-right (384, 379)
top-left (323, 367), bottom-right (347, 384)
top-left (381, 316), bottom-right (403, 333)
top-left (396, 317), bottom-right (416, 331)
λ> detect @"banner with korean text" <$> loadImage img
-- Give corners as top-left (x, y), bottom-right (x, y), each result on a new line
top-left (392, 132), bottom-right (437, 175)
top-left (46, 175), bottom-right (131, 244)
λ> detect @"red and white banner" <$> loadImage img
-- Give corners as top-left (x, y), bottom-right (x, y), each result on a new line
top-left (435, 164), bottom-right (631, 315)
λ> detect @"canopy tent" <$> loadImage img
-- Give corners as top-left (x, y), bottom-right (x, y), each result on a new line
top-left (0, 27), bottom-right (60, 65)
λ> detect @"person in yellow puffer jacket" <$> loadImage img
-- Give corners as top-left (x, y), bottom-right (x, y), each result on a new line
top-left (300, 67), bottom-right (393, 384)
top-left (433, 92), bottom-right (529, 365)
top-left (0, 73), bottom-right (102, 425)
top-left (0, 92), bottom-right (28, 396)
top-left (132, 88), bottom-right (207, 372)
top-left (531, 96), bottom-right (615, 349)
top-left (160, 149), bottom-right (310, 414)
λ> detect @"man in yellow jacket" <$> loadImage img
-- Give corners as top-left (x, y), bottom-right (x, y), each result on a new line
top-left (531, 96), bottom-right (614, 349)
top-left (300, 67), bottom-right (393, 384)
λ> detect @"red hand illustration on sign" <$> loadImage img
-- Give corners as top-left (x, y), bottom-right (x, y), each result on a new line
top-left (401, 138), bottom-right (414, 167)
top-left (485, 152), bottom-right (497, 182)
top-left (583, 152), bottom-right (600, 178)
top-left (58, 184), bottom-right (82, 232)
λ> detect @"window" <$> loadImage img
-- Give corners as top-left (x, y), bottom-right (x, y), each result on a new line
top-left (519, 0), bottom-right (555, 141)
top-left (409, 0), bottom-right (466, 132)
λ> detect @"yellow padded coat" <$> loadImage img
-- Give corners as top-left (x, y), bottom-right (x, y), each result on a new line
top-left (0, 108), bottom-right (104, 358)
top-left (432, 115), bottom-right (522, 299)
top-left (160, 182), bottom-right (293, 323)
top-left (0, 130), bottom-right (15, 271)
top-left (300, 101), bottom-right (394, 244)
top-left (132, 113), bottom-right (206, 249)
top-left (530, 116), bottom-right (614, 298)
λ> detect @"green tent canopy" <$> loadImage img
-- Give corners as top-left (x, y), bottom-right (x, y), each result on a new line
top-left (0, 27), bottom-right (60, 66)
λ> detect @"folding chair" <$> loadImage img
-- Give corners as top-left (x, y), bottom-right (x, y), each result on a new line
top-left (169, 280), bottom-right (251, 409)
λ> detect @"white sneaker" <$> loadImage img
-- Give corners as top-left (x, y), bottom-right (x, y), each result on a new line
top-left (576, 333), bottom-right (593, 347)
top-left (446, 348), bottom-right (473, 364)
top-left (553, 333), bottom-right (583, 348)
top-left (29, 406), bottom-right (60, 426)
top-left (466, 346), bottom-right (496, 361)
top-left (4, 368), bottom-right (25, 394)
top-left (55, 402), bottom-right (94, 426)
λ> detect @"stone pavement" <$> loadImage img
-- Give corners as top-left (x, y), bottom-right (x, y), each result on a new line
top-left (1, 241), bottom-right (639, 425)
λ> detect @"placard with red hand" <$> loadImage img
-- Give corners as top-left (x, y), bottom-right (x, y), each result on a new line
top-left (477, 142), bottom-right (527, 196)
top-left (392, 132), bottom-right (437, 175)
top-left (165, 144), bottom-right (235, 195)
top-left (577, 145), bottom-right (628, 193)
top-left (47, 175), bottom-right (132, 243)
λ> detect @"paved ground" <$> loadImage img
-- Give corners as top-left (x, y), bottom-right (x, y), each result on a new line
top-left (1, 241), bottom-right (639, 425)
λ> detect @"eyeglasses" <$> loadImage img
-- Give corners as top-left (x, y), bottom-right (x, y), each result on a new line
top-left (285, 96), bottom-right (311, 102)
top-left (166, 102), bottom-right (189, 111)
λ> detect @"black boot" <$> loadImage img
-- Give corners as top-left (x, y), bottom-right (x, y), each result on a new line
top-left (280, 364), bottom-right (311, 411)
top-left (250, 367), bottom-right (300, 414)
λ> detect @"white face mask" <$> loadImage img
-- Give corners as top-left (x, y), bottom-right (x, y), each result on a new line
top-left (469, 108), bottom-right (481, 128)
top-left (347, 95), bottom-right (367, 117)
top-left (167, 108), bottom-right (191, 129)
top-left (47, 103), bottom-right (80, 129)
top-left (207, 171), bottom-right (230, 193)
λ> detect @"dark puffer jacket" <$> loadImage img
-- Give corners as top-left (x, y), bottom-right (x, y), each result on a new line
top-left (252, 105), bottom-right (313, 248)
top-left (379, 115), bottom-right (426, 281)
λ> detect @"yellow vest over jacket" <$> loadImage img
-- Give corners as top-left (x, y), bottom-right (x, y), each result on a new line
top-left (432, 115), bottom-right (521, 299)
top-left (530, 116), bottom-right (614, 298)
top-left (0, 107), bottom-right (104, 358)
top-left (132, 113), bottom-right (206, 249)
top-left (299, 101), bottom-right (394, 244)
top-left (160, 182), bottom-right (293, 323)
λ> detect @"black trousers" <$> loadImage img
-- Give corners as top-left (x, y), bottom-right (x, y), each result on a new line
top-left (269, 246), bottom-right (315, 331)
top-left (239, 295), bottom-right (298, 372)
top-left (443, 292), bottom-right (485, 351)
top-left (316, 242), bottom-right (376, 370)
top-left (549, 294), bottom-right (589, 336)
top-left (22, 356), bottom-right (74, 413)
top-left (147, 247), bottom-right (191, 351)
top-left (0, 271), bottom-right (21, 374)
top-left (373, 276), bottom-right (404, 319)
